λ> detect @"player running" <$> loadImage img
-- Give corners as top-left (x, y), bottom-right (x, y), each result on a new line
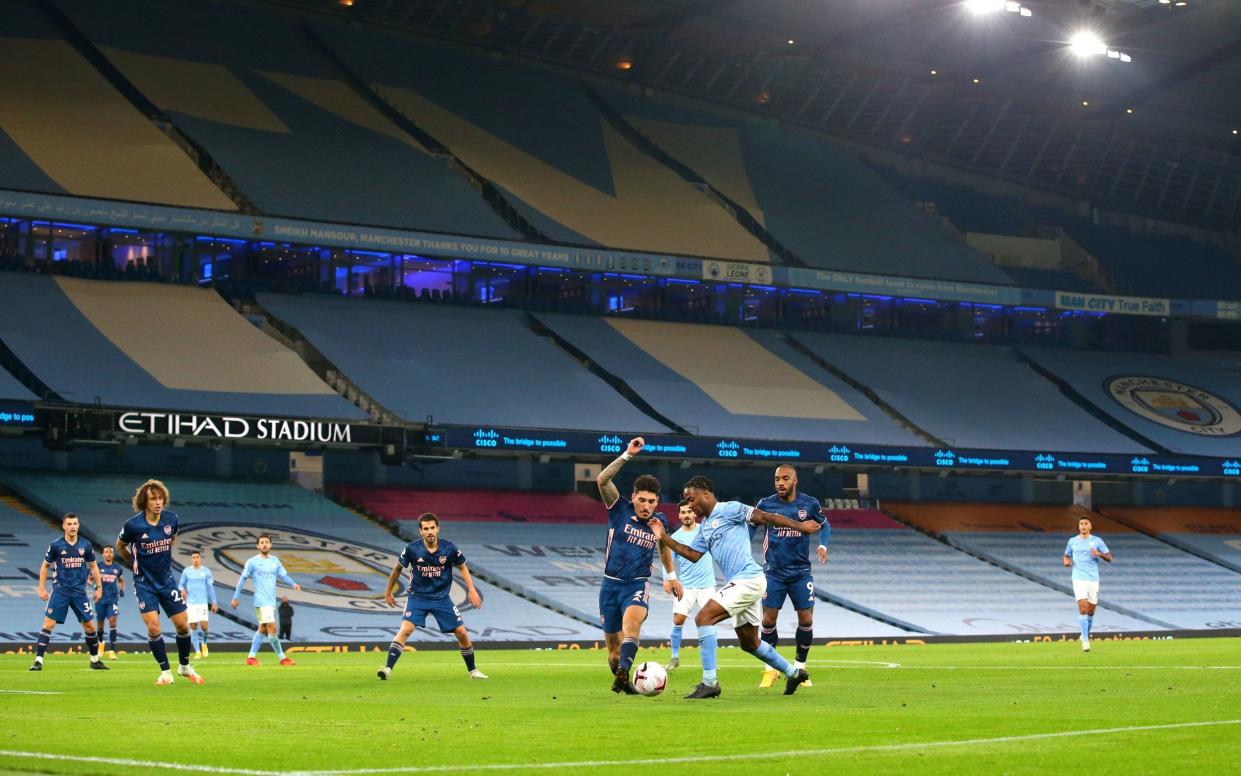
top-left (665, 498), bottom-right (715, 672)
top-left (95, 544), bottom-right (125, 660)
top-left (650, 475), bottom-right (820, 698)
top-left (115, 480), bottom-right (203, 685)
top-left (596, 437), bottom-right (679, 694)
top-left (756, 464), bottom-right (830, 688)
top-left (378, 512), bottom-right (487, 680)
top-left (230, 534), bottom-right (301, 666)
top-left (179, 551), bottom-right (218, 658)
top-left (1063, 516), bottom-right (1112, 652)
top-left (29, 513), bottom-right (108, 672)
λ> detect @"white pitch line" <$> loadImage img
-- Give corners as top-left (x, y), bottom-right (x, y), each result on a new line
top-left (2, 720), bottom-right (1235, 775)
top-left (292, 719), bottom-right (1241, 775)
top-left (0, 689), bottom-right (64, 695)
top-left (481, 659), bottom-right (901, 669)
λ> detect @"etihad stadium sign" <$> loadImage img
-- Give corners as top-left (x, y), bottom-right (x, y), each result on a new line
top-left (118, 411), bottom-right (355, 443)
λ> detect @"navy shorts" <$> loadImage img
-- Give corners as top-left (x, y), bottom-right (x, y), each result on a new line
top-left (763, 573), bottom-right (816, 611)
top-left (45, 589), bottom-right (93, 624)
top-left (598, 577), bottom-right (649, 634)
top-left (403, 596), bottom-right (463, 633)
top-left (134, 577), bottom-right (187, 618)
top-left (96, 601), bottom-right (119, 620)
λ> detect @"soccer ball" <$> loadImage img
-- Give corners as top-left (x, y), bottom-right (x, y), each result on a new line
top-left (632, 661), bottom-right (667, 696)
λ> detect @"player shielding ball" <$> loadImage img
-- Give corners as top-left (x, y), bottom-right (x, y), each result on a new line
top-left (650, 476), bottom-right (820, 698)
top-left (1063, 516), bottom-right (1112, 652)
top-left (595, 437), bottom-right (679, 694)
top-left (29, 513), bottom-right (108, 672)
top-left (115, 479), bottom-right (203, 685)
top-left (378, 512), bottom-right (487, 680)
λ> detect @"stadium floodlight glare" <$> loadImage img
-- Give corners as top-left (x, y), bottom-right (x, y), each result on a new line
top-left (1069, 31), bottom-right (1107, 58)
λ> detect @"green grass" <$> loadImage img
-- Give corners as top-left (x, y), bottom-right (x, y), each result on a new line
top-left (1, 638), bottom-right (1239, 774)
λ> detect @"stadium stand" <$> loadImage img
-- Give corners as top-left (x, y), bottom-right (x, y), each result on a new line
top-left (52, 0), bottom-right (518, 237)
top-left (257, 294), bottom-right (668, 431)
top-left (890, 502), bottom-right (1241, 630)
top-left (531, 313), bottom-right (922, 444)
top-left (0, 473), bottom-right (599, 643)
top-left (337, 485), bottom-right (915, 638)
top-left (0, 274), bottom-right (362, 417)
top-left (787, 333), bottom-right (1146, 452)
top-left (314, 21), bottom-right (773, 262)
top-left (602, 89), bottom-right (1015, 283)
top-left (1100, 507), bottom-right (1241, 575)
top-left (1020, 347), bottom-right (1241, 457)
top-left (808, 508), bottom-right (1155, 635)
top-left (999, 266), bottom-right (1102, 294)
top-left (0, 367), bottom-right (36, 401)
top-left (866, 167), bottom-right (1028, 238)
top-left (0, 1), bottom-right (235, 210)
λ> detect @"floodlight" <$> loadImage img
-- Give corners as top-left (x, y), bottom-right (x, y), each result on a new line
top-left (1069, 31), bottom-right (1106, 58)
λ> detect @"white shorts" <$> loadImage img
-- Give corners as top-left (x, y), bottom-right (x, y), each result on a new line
top-left (185, 603), bottom-right (210, 623)
top-left (255, 606), bottom-right (277, 625)
top-left (711, 575), bottom-right (766, 628)
top-left (673, 587), bottom-right (715, 618)
top-left (1073, 579), bottom-right (1100, 605)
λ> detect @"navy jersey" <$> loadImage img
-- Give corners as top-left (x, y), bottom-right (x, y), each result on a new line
top-left (603, 500), bottom-right (665, 581)
top-left (97, 561), bottom-right (124, 603)
top-left (44, 537), bottom-right (95, 593)
top-left (118, 511), bottom-right (179, 584)
top-left (755, 493), bottom-right (829, 581)
top-left (399, 539), bottom-right (464, 600)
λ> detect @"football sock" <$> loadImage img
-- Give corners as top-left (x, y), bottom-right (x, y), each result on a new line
top-left (108, 628), bottom-right (117, 651)
top-left (460, 647), bottom-right (476, 672)
top-left (85, 633), bottom-right (100, 662)
top-left (618, 637), bottom-right (639, 673)
top-left (761, 626), bottom-right (778, 649)
top-left (149, 636), bottom-right (170, 671)
top-left (198, 630), bottom-right (207, 650)
top-left (1085, 615), bottom-right (1093, 639)
top-left (753, 641), bottom-right (795, 678)
top-left (249, 631), bottom-right (264, 658)
top-left (175, 633), bottom-right (192, 666)
top-left (699, 625), bottom-right (718, 685)
top-left (1079, 615), bottom-right (1090, 640)
top-left (670, 625), bottom-right (683, 658)
top-left (268, 635), bottom-right (285, 659)
top-left (35, 628), bottom-right (51, 660)
top-left (190, 628), bottom-right (200, 653)
top-left (386, 641), bottom-right (403, 669)
top-left (795, 625), bottom-right (814, 664)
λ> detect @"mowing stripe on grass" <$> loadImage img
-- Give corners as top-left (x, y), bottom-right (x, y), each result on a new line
top-left (297, 719), bottom-right (1241, 774)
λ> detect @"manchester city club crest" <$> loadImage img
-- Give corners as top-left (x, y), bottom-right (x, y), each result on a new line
top-left (1105, 375), bottom-right (1241, 436)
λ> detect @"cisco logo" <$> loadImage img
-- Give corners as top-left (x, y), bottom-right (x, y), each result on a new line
top-left (597, 434), bottom-right (624, 454)
top-left (827, 445), bottom-right (851, 463)
top-left (716, 440), bottom-right (740, 459)
top-left (473, 428), bottom-right (500, 448)
top-left (934, 449), bottom-right (956, 467)
top-left (1034, 453), bottom-right (1055, 471)
top-left (1130, 457), bottom-right (1151, 474)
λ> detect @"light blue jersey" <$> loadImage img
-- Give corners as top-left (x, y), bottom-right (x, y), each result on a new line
top-left (178, 565), bottom-right (218, 606)
top-left (1065, 535), bottom-right (1110, 581)
top-left (690, 501), bottom-right (763, 582)
top-left (671, 525), bottom-right (716, 589)
top-left (232, 555), bottom-right (295, 608)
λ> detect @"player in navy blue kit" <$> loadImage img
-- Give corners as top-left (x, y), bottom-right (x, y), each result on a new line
top-left (115, 479), bottom-right (203, 686)
top-left (95, 545), bottom-right (125, 660)
top-left (379, 512), bottom-right (487, 680)
top-left (29, 513), bottom-right (109, 672)
top-left (756, 464), bottom-right (830, 687)
top-left (595, 437), bottom-right (679, 694)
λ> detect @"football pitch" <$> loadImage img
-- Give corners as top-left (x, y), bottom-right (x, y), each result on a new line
top-left (1, 638), bottom-right (1238, 775)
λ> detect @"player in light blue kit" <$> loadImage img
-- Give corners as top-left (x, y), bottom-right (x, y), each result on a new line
top-left (95, 544), bottom-right (125, 660)
top-left (29, 513), bottom-right (108, 672)
top-left (650, 476), bottom-right (821, 698)
top-left (1063, 516), bottom-right (1112, 652)
top-left (179, 551), bottom-right (218, 659)
top-left (665, 498), bottom-right (714, 672)
top-left (116, 479), bottom-right (203, 685)
top-left (756, 464), bottom-right (830, 687)
top-left (230, 534), bottom-right (301, 666)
